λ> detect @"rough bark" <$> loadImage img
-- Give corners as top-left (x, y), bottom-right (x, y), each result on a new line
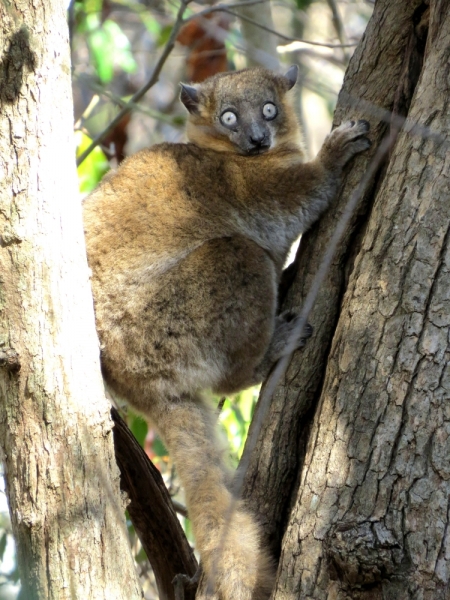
top-left (242, 0), bottom-right (430, 557)
top-left (274, 1), bottom-right (450, 597)
top-left (0, 2), bottom-right (142, 598)
top-left (241, 0), bottom-right (449, 597)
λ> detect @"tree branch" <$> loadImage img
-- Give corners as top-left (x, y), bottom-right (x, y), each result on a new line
top-left (216, 8), bottom-right (358, 48)
top-left (111, 408), bottom-right (198, 600)
top-left (325, 0), bottom-right (349, 60)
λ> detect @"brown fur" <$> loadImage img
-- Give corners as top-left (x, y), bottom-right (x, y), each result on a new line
top-left (83, 67), bottom-right (370, 600)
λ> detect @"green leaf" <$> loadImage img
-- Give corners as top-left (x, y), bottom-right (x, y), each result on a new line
top-left (103, 20), bottom-right (137, 75)
top-left (129, 415), bottom-right (148, 448)
top-left (83, 0), bottom-right (103, 14)
top-left (152, 436), bottom-right (168, 457)
top-left (76, 131), bottom-right (109, 194)
top-left (135, 546), bottom-right (148, 563)
top-left (156, 24), bottom-right (173, 48)
top-left (86, 17), bottom-right (137, 83)
top-left (0, 533), bottom-right (7, 561)
top-left (139, 13), bottom-right (161, 36)
top-left (295, 0), bottom-right (315, 9)
top-left (89, 27), bottom-right (114, 83)
top-left (183, 517), bottom-right (194, 543)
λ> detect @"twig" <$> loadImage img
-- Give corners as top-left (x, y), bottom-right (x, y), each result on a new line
top-left (186, 6), bottom-right (358, 48)
top-left (172, 499), bottom-right (189, 518)
top-left (325, 0), bottom-right (349, 60)
top-left (279, 46), bottom-right (347, 68)
top-left (183, 0), bottom-right (270, 21)
top-left (76, 0), bottom-right (192, 167)
top-left (73, 76), bottom-right (185, 128)
top-left (217, 396), bottom-right (227, 414)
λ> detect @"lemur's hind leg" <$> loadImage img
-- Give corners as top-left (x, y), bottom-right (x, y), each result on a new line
top-left (149, 394), bottom-right (274, 600)
top-left (252, 312), bottom-right (313, 384)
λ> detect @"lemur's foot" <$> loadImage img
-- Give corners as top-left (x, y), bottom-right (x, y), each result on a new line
top-left (273, 311), bottom-right (313, 357)
top-left (173, 568), bottom-right (202, 598)
top-left (321, 119), bottom-right (371, 167)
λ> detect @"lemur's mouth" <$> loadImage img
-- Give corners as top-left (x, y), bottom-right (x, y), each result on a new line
top-left (247, 144), bottom-right (270, 156)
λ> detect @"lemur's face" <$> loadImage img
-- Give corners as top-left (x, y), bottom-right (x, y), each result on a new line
top-left (181, 66), bottom-right (302, 155)
top-left (211, 90), bottom-right (280, 156)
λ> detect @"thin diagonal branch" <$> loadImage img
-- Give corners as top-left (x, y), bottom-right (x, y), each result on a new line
top-left (219, 9), bottom-right (358, 48)
top-left (326, 0), bottom-right (349, 60)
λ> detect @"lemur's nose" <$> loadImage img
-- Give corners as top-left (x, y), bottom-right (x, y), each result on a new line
top-left (250, 132), bottom-right (266, 145)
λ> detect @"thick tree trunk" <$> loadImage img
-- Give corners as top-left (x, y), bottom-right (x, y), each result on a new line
top-left (243, 0), bottom-right (428, 553)
top-left (243, 0), bottom-right (449, 598)
top-left (0, 2), bottom-right (142, 599)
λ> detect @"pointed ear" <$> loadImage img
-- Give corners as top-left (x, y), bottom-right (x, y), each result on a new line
top-left (283, 65), bottom-right (298, 90)
top-left (180, 83), bottom-right (200, 114)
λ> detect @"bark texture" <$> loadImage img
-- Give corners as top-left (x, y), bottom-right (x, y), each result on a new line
top-left (0, 2), bottom-right (142, 598)
top-left (242, 0), bottom-right (429, 556)
top-left (250, 0), bottom-right (449, 597)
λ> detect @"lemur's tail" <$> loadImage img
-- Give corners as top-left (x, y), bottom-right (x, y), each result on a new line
top-left (151, 393), bottom-right (274, 600)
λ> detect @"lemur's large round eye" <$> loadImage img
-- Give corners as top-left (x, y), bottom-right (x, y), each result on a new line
top-left (262, 102), bottom-right (277, 120)
top-left (220, 111), bottom-right (238, 127)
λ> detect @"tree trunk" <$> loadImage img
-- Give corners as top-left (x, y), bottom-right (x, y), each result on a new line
top-left (244, 0), bottom-right (450, 597)
top-left (237, 0), bottom-right (280, 70)
top-left (0, 3), bottom-right (142, 599)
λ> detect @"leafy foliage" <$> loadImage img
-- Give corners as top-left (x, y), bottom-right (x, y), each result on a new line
top-left (74, 0), bottom-right (137, 83)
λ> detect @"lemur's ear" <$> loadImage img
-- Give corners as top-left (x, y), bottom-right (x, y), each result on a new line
top-left (180, 83), bottom-right (200, 114)
top-left (283, 65), bottom-right (298, 90)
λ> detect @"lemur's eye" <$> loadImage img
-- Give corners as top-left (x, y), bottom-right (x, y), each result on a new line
top-left (220, 111), bottom-right (238, 127)
top-left (262, 102), bottom-right (277, 120)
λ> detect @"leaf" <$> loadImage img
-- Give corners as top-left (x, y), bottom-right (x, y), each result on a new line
top-left (86, 16), bottom-right (137, 83)
top-left (0, 533), bottom-right (6, 561)
top-left (75, 131), bottom-right (109, 194)
top-left (295, 0), bottom-right (315, 9)
top-left (135, 546), bottom-right (148, 563)
top-left (83, 0), bottom-right (103, 14)
top-left (102, 20), bottom-right (137, 75)
top-left (89, 27), bottom-right (115, 83)
top-left (229, 402), bottom-right (246, 429)
top-left (129, 415), bottom-right (148, 448)
top-left (152, 436), bottom-right (168, 457)
top-left (183, 517), bottom-right (194, 543)
top-left (138, 13), bottom-right (161, 36)
top-left (156, 24), bottom-right (173, 48)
